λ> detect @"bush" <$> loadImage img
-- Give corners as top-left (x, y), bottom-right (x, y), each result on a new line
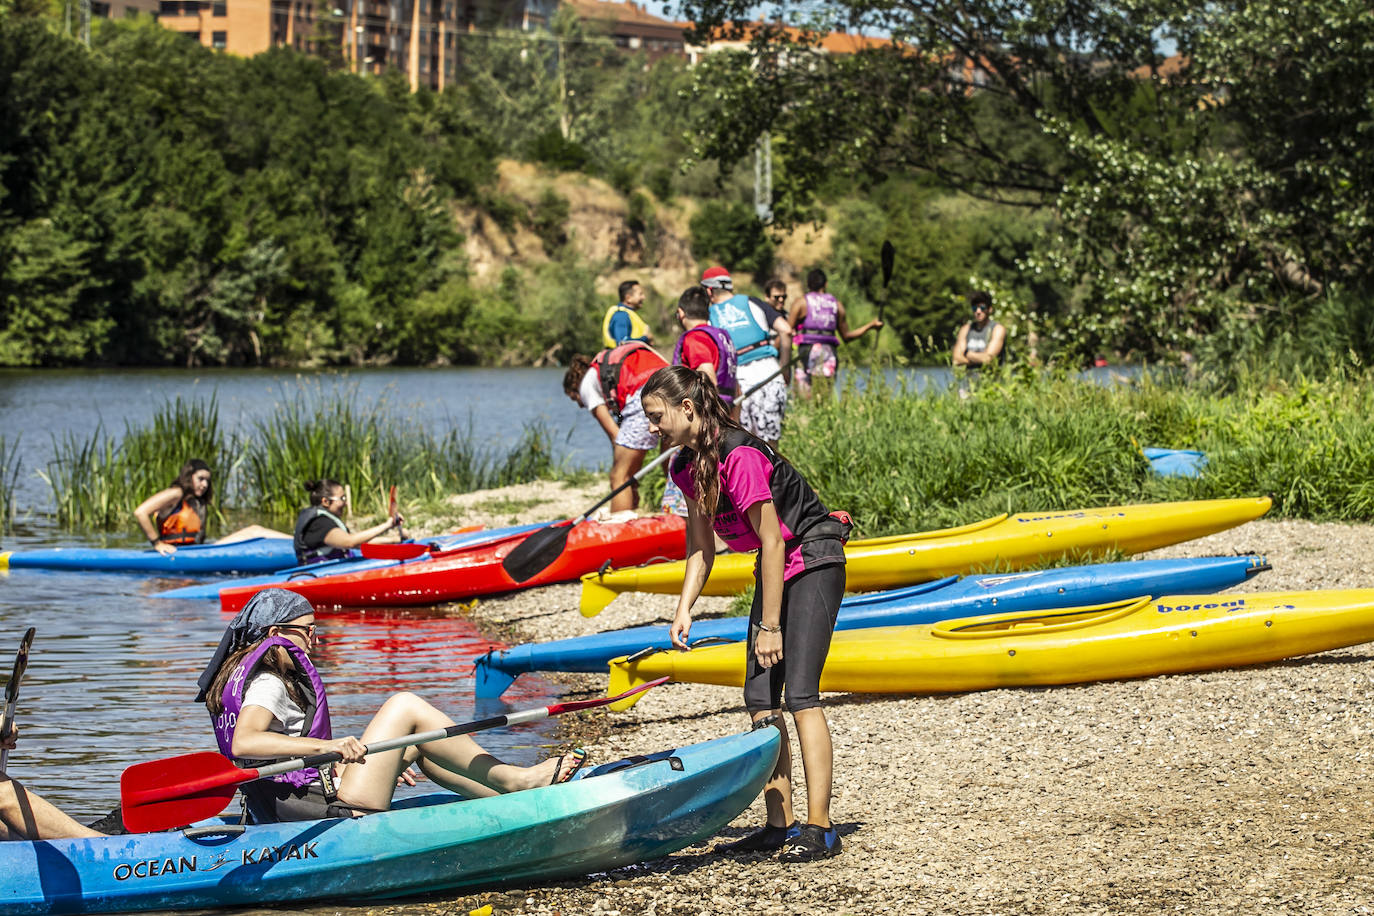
top-left (689, 199), bottom-right (774, 280)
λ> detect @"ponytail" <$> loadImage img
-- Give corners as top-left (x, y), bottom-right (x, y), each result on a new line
top-left (641, 365), bottom-right (740, 517)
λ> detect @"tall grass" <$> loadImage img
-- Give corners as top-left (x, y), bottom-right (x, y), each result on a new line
top-left (784, 368), bottom-right (1374, 536)
top-left (0, 435), bottom-right (19, 533)
top-left (240, 389), bottom-right (557, 522)
top-left (42, 398), bottom-right (232, 529)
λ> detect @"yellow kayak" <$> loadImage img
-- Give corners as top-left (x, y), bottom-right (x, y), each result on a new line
top-left (607, 588), bottom-right (1374, 708)
top-left (580, 497), bottom-right (1272, 616)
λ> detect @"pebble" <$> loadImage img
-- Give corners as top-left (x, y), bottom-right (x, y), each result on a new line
top-left (395, 494), bottom-right (1374, 914)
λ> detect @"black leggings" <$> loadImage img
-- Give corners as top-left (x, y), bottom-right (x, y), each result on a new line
top-left (743, 562), bottom-right (846, 714)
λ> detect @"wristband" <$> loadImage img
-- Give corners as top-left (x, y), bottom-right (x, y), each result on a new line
top-left (756, 622), bottom-right (780, 633)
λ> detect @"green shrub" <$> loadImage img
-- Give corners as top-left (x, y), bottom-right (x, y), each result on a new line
top-left (689, 199), bottom-right (774, 280)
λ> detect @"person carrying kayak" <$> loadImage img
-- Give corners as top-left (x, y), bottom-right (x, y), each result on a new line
top-left (787, 269), bottom-right (882, 400)
top-left (294, 478), bottom-right (402, 564)
top-left (134, 459), bottom-right (287, 557)
top-left (640, 365), bottom-right (850, 863)
top-left (197, 589), bottom-right (587, 824)
top-left (563, 342), bottom-right (672, 514)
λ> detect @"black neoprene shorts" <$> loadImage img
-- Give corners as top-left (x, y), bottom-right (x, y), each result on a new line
top-left (743, 560), bottom-right (846, 713)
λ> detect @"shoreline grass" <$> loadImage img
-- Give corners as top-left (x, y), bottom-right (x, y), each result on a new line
top-left (783, 368), bottom-right (1374, 537)
top-left (41, 388), bottom-right (560, 533)
top-left (0, 435), bottom-right (18, 533)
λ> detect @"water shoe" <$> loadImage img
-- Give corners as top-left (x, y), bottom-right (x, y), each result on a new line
top-left (715, 820), bottom-right (800, 853)
top-left (779, 823), bottom-right (842, 863)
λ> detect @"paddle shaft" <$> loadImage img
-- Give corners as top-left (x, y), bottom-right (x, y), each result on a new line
top-left (0, 627), bottom-right (36, 774)
top-left (874, 239), bottom-right (895, 350)
top-left (571, 446), bottom-right (678, 525)
top-left (388, 485), bottom-right (408, 542)
top-left (125, 676), bottom-right (670, 810)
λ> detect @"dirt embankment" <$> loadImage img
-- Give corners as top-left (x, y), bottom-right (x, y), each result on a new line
top-left (454, 161), bottom-right (836, 307)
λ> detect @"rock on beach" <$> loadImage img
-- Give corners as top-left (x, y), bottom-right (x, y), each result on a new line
top-left (413, 488), bottom-right (1374, 916)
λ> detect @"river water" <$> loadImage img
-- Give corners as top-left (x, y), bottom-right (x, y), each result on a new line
top-left (0, 367), bottom-right (618, 821)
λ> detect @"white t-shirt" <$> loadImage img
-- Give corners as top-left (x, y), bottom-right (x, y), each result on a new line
top-left (243, 672), bottom-right (307, 737)
top-left (578, 366), bottom-right (605, 413)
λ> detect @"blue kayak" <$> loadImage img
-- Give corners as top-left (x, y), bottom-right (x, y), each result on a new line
top-left (152, 523), bottom-right (548, 599)
top-left (475, 554), bottom-right (1270, 697)
top-left (0, 537), bottom-right (298, 575)
top-left (0, 727), bottom-right (779, 915)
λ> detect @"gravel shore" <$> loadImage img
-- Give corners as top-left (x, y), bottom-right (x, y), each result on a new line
top-left (399, 492), bottom-right (1374, 916)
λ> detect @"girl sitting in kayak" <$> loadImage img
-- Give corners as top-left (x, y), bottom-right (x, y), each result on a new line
top-left (134, 459), bottom-right (286, 557)
top-left (639, 365), bottom-right (850, 863)
top-left (196, 589), bottom-right (587, 824)
top-left (293, 478), bottom-right (402, 564)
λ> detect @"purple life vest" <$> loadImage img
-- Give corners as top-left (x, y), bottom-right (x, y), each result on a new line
top-left (795, 292), bottom-right (840, 346)
top-left (211, 636), bottom-right (332, 789)
top-left (672, 324), bottom-right (739, 404)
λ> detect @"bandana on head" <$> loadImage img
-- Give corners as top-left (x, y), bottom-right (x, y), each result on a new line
top-left (195, 589), bottom-right (315, 702)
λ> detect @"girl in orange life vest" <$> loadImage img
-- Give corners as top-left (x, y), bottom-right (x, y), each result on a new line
top-left (134, 459), bottom-right (288, 557)
top-left (563, 343), bottom-right (670, 513)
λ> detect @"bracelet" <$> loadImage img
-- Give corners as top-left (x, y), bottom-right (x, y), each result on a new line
top-left (756, 621), bottom-right (780, 633)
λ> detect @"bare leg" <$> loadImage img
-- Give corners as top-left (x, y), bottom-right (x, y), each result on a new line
top-left (752, 710), bottom-right (794, 827)
top-left (791, 706), bottom-right (833, 828)
top-left (217, 525), bottom-right (290, 544)
top-left (0, 776), bottom-right (103, 841)
top-left (335, 693), bottom-right (578, 812)
top-left (609, 446), bottom-right (646, 513)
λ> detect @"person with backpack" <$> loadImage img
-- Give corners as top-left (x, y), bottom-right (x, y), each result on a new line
top-left (563, 341), bottom-right (670, 513)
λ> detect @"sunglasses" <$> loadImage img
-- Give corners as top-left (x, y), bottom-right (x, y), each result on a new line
top-left (276, 623), bottom-right (318, 638)
top-left (770, 294), bottom-right (787, 302)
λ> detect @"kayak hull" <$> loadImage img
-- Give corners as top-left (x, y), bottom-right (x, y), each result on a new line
top-left (0, 538), bottom-right (297, 575)
top-left (475, 555), bottom-right (1270, 697)
top-left (219, 515), bottom-right (687, 612)
top-left (0, 728), bottom-right (779, 915)
top-left (609, 589), bottom-right (1374, 699)
top-left (579, 497), bottom-right (1273, 614)
top-left (152, 523), bottom-right (548, 600)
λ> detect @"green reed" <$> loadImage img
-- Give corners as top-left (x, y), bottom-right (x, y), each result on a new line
top-left (783, 368), bottom-right (1374, 537)
top-left (0, 435), bottom-right (19, 533)
top-left (239, 388), bottom-right (557, 524)
top-left (42, 397), bottom-right (232, 530)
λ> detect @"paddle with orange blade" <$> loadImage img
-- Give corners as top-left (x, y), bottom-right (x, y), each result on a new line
top-left (120, 676), bottom-right (670, 833)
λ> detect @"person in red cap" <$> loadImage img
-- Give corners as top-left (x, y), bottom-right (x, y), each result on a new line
top-left (700, 266), bottom-right (791, 449)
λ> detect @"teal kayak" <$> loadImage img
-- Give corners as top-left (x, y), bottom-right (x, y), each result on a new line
top-left (0, 727), bottom-right (779, 914)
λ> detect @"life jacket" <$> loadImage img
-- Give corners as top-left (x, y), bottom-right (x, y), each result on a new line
top-left (156, 498), bottom-right (206, 545)
top-left (708, 294), bottom-right (778, 365)
top-left (211, 636), bottom-right (332, 796)
top-left (669, 427), bottom-right (849, 579)
top-left (671, 324), bottom-right (739, 405)
top-left (293, 506), bottom-right (349, 564)
top-left (602, 304), bottom-right (653, 349)
top-left (592, 341), bottom-right (668, 421)
top-left (795, 292), bottom-right (841, 347)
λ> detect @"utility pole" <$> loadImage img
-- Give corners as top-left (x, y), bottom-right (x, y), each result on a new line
top-left (80, 0), bottom-right (91, 47)
top-left (753, 133), bottom-right (773, 223)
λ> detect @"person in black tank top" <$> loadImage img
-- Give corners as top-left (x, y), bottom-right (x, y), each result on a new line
top-left (640, 365), bottom-right (848, 863)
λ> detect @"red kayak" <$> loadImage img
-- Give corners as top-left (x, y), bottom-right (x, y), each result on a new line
top-left (219, 515), bottom-right (687, 612)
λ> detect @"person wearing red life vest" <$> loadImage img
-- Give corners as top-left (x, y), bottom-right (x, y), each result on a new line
top-left (562, 342), bottom-right (670, 513)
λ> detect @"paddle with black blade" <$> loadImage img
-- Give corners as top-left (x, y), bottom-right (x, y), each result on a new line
top-left (873, 238), bottom-right (895, 352)
top-left (120, 675), bottom-right (670, 833)
top-left (0, 626), bottom-right (36, 774)
top-left (501, 446), bottom-right (680, 584)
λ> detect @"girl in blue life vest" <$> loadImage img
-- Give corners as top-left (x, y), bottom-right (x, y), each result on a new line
top-left (134, 459), bottom-right (287, 557)
top-left (197, 589), bottom-right (587, 824)
top-left (639, 366), bottom-right (851, 864)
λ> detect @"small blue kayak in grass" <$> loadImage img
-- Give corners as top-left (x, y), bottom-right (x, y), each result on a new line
top-left (0, 537), bottom-right (298, 575)
top-left (475, 555), bottom-right (1270, 697)
top-left (152, 523), bottom-right (548, 599)
top-left (0, 728), bottom-right (779, 915)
